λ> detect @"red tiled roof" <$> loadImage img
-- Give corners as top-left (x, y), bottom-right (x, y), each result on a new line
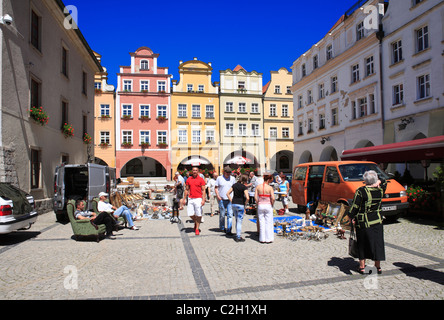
top-left (233, 65), bottom-right (246, 72)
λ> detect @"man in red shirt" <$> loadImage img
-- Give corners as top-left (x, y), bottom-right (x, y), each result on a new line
top-left (182, 167), bottom-right (206, 235)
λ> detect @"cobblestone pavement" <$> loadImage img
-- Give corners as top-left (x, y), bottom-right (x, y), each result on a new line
top-left (0, 201), bottom-right (443, 302)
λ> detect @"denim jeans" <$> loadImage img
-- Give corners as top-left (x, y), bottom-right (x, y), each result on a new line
top-left (218, 199), bottom-right (233, 231)
top-left (114, 206), bottom-right (134, 227)
top-left (232, 204), bottom-right (245, 239)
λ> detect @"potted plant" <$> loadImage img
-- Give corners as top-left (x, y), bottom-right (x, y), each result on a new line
top-left (28, 106), bottom-right (49, 126)
top-left (99, 142), bottom-right (109, 148)
top-left (139, 115), bottom-right (150, 121)
top-left (83, 133), bottom-right (92, 145)
top-left (140, 142), bottom-right (150, 148)
top-left (95, 88), bottom-right (102, 94)
top-left (100, 114), bottom-right (111, 119)
top-left (157, 142), bottom-right (168, 148)
top-left (121, 142), bottom-right (133, 148)
top-left (122, 114), bottom-right (132, 120)
top-left (62, 123), bottom-right (74, 138)
top-left (157, 116), bottom-right (167, 121)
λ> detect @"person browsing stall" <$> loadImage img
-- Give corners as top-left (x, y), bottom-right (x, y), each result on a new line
top-left (215, 166), bottom-right (236, 234)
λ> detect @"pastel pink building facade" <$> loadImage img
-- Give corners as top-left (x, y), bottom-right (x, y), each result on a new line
top-left (116, 47), bottom-right (172, 179)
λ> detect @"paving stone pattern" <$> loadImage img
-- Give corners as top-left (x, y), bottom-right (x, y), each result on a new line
top-left (0, 201), bottom-right (443, 300)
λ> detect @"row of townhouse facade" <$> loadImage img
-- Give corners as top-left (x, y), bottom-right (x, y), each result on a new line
top-left (94, 49), bottom-right (294, 179)
top-left (291, 0), bottom-right (444, 180)
top-left (0, 0), bottom-right (101, 211)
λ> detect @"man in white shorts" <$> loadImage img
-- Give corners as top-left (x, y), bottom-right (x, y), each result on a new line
top-left (182, 167), bottom-right (206, 235)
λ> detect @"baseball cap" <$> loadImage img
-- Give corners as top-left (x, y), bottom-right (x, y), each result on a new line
top-left (98, 192), bottom-right (108, 198)
top-left (224, 166), bottom-right (232, 172)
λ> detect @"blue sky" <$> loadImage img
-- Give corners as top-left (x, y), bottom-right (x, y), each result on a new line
top-left (66, 0), bottom-right (358, 87)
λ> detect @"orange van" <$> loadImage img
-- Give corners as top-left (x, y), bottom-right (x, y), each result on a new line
top-left (291, 161), bottom-right (409, 220)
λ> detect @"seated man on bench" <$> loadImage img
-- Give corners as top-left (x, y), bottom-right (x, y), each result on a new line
top-left (75, 199), bottom-right (117, 239)
top-left (97, 192), bottom-right (139, 230)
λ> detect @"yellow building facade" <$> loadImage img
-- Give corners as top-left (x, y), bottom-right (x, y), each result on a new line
top-left (263, 68), bottom-right (294, 174)
top-left (94, 53), bottom-right (116, 167)
top-left (171, 58), bottom-right (220, 173)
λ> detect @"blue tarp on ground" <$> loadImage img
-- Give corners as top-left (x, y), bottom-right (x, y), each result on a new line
top-left (249, 215), bottom-right (330, 233)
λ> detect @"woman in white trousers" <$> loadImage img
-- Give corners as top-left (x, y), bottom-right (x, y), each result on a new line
top-left (255, 173), bottom-right (275, 243)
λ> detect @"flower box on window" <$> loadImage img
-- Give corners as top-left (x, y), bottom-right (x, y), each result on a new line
top-left (140, 142), bottom-right (151, 148)
top-left (156, 116), bottom-right (167, 121)
top-left (99, 142), bottom-right (110, 148)
top-left (28, 106), bottom-right (49, 126)
top-left (100, 114), bottom-right (111, 119)
top-left (62, 123), bottom-right (74, 138)
top-left (139, 115), bottom-right (150, 121)
top-left (121, 142), bottom-right (133, 148)
top-left (157, 142), bottom-right (168, 148)
top-left (83, 133), bottom-right (92, 145)
top-left (121, 115), bottom-right (132, 120)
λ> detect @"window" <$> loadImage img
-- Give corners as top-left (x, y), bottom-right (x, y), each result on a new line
top-left (61, 47), bottom-right (69, 77)
top-left (122, 105), bottom-right (132, 117)
top-left (31, 10), bottom-right (41, 51)
top-left (157, 131), bottom-right (167, 144)
top-left (178, 104), bottom-right (187, 118)
top-left (298, 96), bottom-right (303, 109)
top-left (30, 148), bottom-right (41, 189)
top-left (352, 64), bottom-right (360, 83)
top-left (30, 78), bottom-right (41, 109)
top-left (282, 127), bottom-right (290, 138)
top-left (325, 166), bottom-right (340, 183)
top-left (392, 40), bottom-right (403, 64)
top-left (416, 26), bottom-right (429, 53)
top-left (352, 101), bottom-right (357, 120)
top-left (140, 105), bottom-right (150, 117)
top-left (313, 55), bottom-right (319, 69)
top-left (187, 84), bottom-right (193, 92)
top-left (140, 80), bottom-right (149, 91)
top-left (308, 118), bottom-right (314, 133)
top-left (192, 104), bottom-right (200, 118)
top-left (331, 108), bottom-right (338, 126)
top-left (178, 130), bottom-right (187, 143)
top-left (269, 127), bottom-right (277, 138)
top-left (359, 97), bottom-right (367, 118)
top-left (140, 131), bottom-right (150, 144)
top-left (95, 82), bottom-right (101, 90)
top-left (417, 74), bottom-right (431, 99)
top-left (412, 0), bottom-right (424, 6)
top-left (270, 104), bottom-right (277, 116)
top-left (198, 85), bottom-right (204, 93)
top-left (123, 80), bottom-right (132, 91)
top-left (206, 130), bottom-right (215, 143)
top-left (302, 64), bottom-right (306, 77)
top-left (293, 166), bottom-right (307, 181)
top-left (356, 21), bottom-right (364, 41)
top-left (286, 86), bottom-right (292, 94)
top-left (251, 103), bottom-right (259, 113)
top-left (237, 81), bottom-right (245, 89)
top-left (100, 104), bottom-right (110, 117)
top-left (282, 105), bottom-right (288, 117)
top-left (82, 72), bottom-right (87, 95)
top-left (298, 122), bottom-right (303, 136)
top-left (158, 81), bottom-right (166, 92)
top-left (140, 60), bottom-right (149, 70)
top-left (225, 102), bottom-right (233, 112)
top-left (331, 76), bottom-right (338, 93)
top-left (326, 45), bottom-right (333, 60)
top-left (307, 90), bottom-right (313, 104)
top-left (61, 101), bottom-right (69, 128)
top-left (192, 130), bottom-right (201, 143)
top-left (225, 124), bottom-right (234, 136)
top-left (252, 124), bottom-right (260, 136)
top-left (157, 105), bottom-right (167, 118)
top-left (239, 124), bottom-right (247, 136)
top-left (318, 83), bottom-right (325, 99)
top-left (82, 115), bottom-right (87, 136)
top-left (274, 85), bottom-right (281, 94)
top-left (369, 94), bottom-right (376, 114)
top-left (365, 56), bottom-right (374, 77)
top-left (319, 114), bottom-right (326, 129)
top-left (238, 103), bottom-right (246, 113)
top-left (122, 131), bottom-right (132, 144)
top-left (393, 84), bottom-right (404, 106)
top-left (100, 131), bottom-right (110, 144)
top-left (205, 105), bottom-right (214, 118)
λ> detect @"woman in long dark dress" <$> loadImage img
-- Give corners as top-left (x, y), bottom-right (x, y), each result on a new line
top-left (347, 170), bottom-right (386, 274)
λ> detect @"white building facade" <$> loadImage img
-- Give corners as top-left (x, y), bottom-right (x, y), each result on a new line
top-left (291, 0), bottom-right (385, 166)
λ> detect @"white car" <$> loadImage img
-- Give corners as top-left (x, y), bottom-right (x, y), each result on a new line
top-left (0, 183), bottom-right (38, 234)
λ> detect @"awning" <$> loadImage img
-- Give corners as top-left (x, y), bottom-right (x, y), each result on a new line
top-left (181, 156), bottom-right (210, 166)
top-left (341, 135), bottom-right (444, 163)
top-left (225, 156), bottom-right (253, 165)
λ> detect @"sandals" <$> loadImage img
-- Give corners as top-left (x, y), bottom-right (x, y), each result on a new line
top-left (358, 266), bottom-right (382, 275)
